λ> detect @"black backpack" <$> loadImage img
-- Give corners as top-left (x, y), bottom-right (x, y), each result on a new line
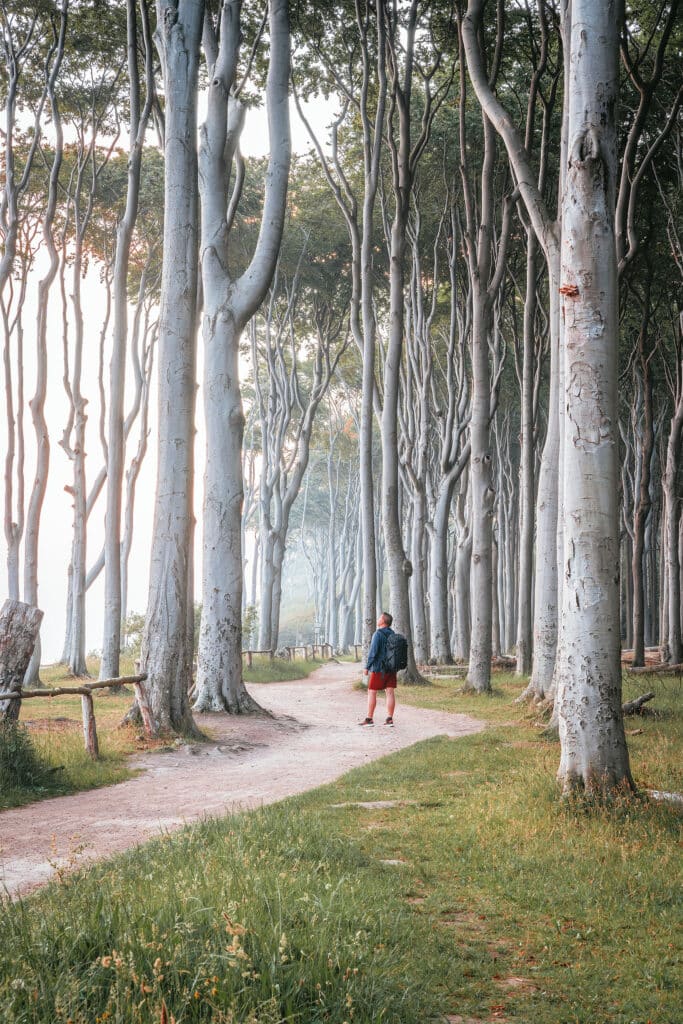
top-left (383, 632), bottom-right (408, 672)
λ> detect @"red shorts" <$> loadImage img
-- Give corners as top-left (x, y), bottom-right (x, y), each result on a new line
top-left (368, 671), bottom-right (397, 691)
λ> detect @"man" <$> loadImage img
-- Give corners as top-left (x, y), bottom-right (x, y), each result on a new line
top-left (360, 612), bottom-right (396, 726)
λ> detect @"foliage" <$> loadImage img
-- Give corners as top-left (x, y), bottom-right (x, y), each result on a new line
top-left (121, 612), bottom-right (146, 659)
top-left (242, 603), bottom-right (259, 649)
top-left (0, 702), bottom-right (135, 812)
top-left (0, 720), bottom-right (56, 806)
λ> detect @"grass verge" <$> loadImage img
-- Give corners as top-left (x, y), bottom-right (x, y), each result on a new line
top-left (243, 656), bottom-right (325, 684)
top-left (1, 656), bottom-right (327, 809)
top-left (1, 671), bottom-right (680, 1023)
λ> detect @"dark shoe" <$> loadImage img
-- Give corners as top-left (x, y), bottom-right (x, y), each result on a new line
top-left (359, 717), bottom-right (374, 726)
top-left (384, 716), bottom-right (394, 726)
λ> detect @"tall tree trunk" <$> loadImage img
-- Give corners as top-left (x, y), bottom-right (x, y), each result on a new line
top-left (516, 232), bottom-right (537, 674)
top-left (453, 479), bottom-right (472, 662)
top-left (194, 0), bottom-right (291, 712)
top-left (556, 0), bottom-right (634, 795)
top-left (466, 280), bottom-right (495, 690)
top-left (409, 489), bottom-right (429, 663)
top-left (663, 351), bottom-right (683, 663)
top-left (462, 0), bottom-right (563, 701)
top-left (429, 481), bottom-right (456, 663)
top-left (101, 0), bottom-right (154, 680)
top-left (139, 0), bottom-right (204, 736)
top-left (258, 527), bottom-right (276, 651)
top-left (382, 212), bottom-right (422, 681)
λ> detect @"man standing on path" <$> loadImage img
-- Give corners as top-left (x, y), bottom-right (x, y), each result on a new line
top-left (360, 612), bottom-right (397, 726)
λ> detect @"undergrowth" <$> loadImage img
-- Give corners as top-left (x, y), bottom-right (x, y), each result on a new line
top-left (0, 721), bottom-right (63, 808)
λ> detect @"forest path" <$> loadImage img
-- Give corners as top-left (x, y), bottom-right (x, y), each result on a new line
top-left (0, 661), bottom-right (484, 898)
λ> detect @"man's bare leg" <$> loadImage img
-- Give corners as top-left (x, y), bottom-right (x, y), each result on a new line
top-left (386, 688), bottom-right (395, 719)
top-left (366, 689), bottom-right (377, 720)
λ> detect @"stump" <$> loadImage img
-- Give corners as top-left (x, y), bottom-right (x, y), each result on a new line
top-left (0, 599), bottom-right (44, 724)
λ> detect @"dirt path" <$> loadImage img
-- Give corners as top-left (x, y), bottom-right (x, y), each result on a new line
top-left (0, 662), bottom-right (484, 898)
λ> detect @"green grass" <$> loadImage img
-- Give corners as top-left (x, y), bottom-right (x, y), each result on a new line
top-left (1, 669), bottom-right (680, 1023)
top-left (2, 656), bottom-right (327, 809)
top-left (0, 659), bottom-right (143, 810)
top-left (243, 656), bottom-right (326, 684)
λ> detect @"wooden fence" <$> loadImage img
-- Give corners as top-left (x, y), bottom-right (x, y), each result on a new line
top-left (0, 674), bottom-right (150, 759)
top-left (241, 643), bottom-right (362, 664)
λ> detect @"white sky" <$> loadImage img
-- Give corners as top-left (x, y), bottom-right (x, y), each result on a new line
top-left (0, 96), bottom-right (333, 663)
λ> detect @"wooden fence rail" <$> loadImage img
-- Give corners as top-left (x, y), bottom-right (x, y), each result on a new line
top-left (240, 644), bottom-right (344, 665)
top-left (0, 673), bottom-right (149, 760)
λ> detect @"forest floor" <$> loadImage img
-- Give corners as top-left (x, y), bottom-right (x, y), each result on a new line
top-left (0, 660), bottom-right (484, 898)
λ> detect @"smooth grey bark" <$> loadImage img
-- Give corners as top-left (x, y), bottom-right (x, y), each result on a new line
top-left (452, 473), bottom-right (472, 662)
top-left (630, 294), bottom-right (655, 667)
top-left (120, 307), bottom-right (157, 630)
top-left (658, 169), bottom-right (683, 664)
top-left (59, 78), bottom-right (119, 676)
top-left (515, 231), bottom-right (538, 674)
top-left (3, 7), bottom-right (68, 685)
top-left (139, 0), bottom-right (204, 736)
top-left (463, 0), bottom-right (562, 698)
top-left (555, 0), bottom-right (634, 795)
top-left (457, 12), bottom-right (515, 692)
top-left (380, 0), bottom-right (449, 684)
top-left (101, 0), bottom-right (155, 680)
top-left (293, 2), bottom-right (387, 650)
top-left (427, 203), bottom-right (470, 663)
top-left (3, 263), bottom-right (27, 602)
top-left (409, 489), bottom-right (429, 662)
top-left (193, 0), bottom-right (291, 713)
top-left (254, 278), bottom-right (344, 652)
top-left (401, 193), bottom-right (470, 665)
top-left (663, 336), bottom-right (683, 664)
top-left (326, 446), bottom-right (339, 650)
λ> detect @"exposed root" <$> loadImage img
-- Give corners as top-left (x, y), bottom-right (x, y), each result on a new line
top-left (120, 701), bottom-right (142, 728)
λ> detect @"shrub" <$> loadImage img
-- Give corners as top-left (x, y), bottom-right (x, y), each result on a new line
top-left (0, 719), bottom-right (54, 793)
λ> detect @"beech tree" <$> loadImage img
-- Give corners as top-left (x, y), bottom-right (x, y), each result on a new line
top-left (1, 1), bottom-right (69, 684)
top-left (138, 0), bottom-right (203, 736)
top-left (253, 257), bottom-right (348, 653)
top-left (100, 0), bottom-right (156, 681)
top-left (292, 0), bottom-right (388, 650)
top-left (555, 0), bottom-right (633, 794)
top-left (192, 0), bottom-right (291, 714)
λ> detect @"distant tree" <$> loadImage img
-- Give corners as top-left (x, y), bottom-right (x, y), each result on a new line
top-left (101, 0), bottom-right (156, 682)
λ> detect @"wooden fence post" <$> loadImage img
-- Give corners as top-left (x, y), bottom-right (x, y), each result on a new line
top-left (133, 678), bottom-right (155, 738)
top-left (81, 693), bottom-right (99, 758)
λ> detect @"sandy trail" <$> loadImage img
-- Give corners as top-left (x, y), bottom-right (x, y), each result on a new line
top-left (0, 662), bottom-right (484, 898)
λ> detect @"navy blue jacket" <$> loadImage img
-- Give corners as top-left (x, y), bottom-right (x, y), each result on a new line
top-left (366, 626), bottom-right (394, 673)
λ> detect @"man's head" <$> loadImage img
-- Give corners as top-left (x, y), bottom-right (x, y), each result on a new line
top-left (377, 612), bottom-right (393, 628)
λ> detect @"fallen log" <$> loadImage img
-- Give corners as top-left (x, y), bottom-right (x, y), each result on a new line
top-left (626, 662), bottom-right (683, 674)
top-left (492, 655), bottom-right (517, 668)
top-left (622, 692), bottom-right (655, 715)
top-left (0, 599), bottom-right (44, 724)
